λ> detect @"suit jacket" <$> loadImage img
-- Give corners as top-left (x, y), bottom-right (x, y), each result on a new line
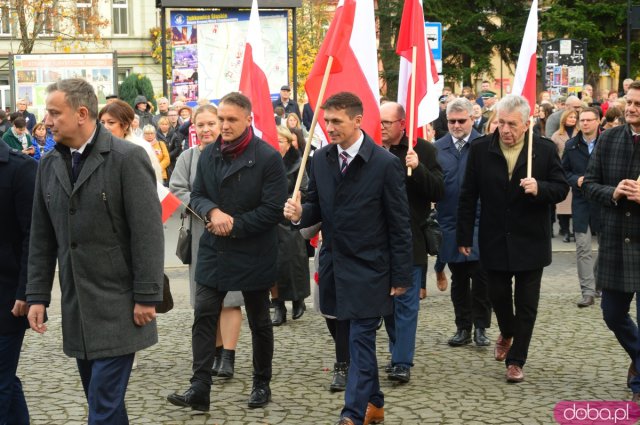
top-left (562, 131), bottom-right (600, 233)
top-left (0, 142), bottom-right (36, 334)
top-left (472, 117), bottom-right (487, 134)
top-left (26, 124), bottom-right (164, 360)
top-left (302, 103), bottom-right (314, 132)
top-left (387, 136), bottom-right (444, 264)
top-left (435, 129), bottom-right (482, 264)
top-left (583, 124), bottom-right (640, 292)
top-left (300, 132), bottom-right (412, 320)
top-left (457, 131), bottom-right (569, 271)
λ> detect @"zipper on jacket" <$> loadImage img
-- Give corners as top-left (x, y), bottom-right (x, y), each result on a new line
top-left (102, 192), bottom-right (117, 233)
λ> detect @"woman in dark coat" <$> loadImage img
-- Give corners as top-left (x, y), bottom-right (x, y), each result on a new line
top-left (271, 126), bottom-right (310, 325)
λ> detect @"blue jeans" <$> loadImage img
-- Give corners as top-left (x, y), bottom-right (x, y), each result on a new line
top-left (601, 289), bottom-right (640, 392)
top-left (76, 354), bottom-right (135, 425)
top-left (384, 265), bottom-right (423, 367)
top-left (0, 330), bottom-right (29, 425)
top-left (341, 317), bottom-right (384, 425)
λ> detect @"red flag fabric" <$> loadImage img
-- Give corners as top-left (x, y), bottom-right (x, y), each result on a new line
top-left (511, 0), bottom-right (538, 115)
top-left (396, 0), bottom-right (440, 145)
top-left (239, 0), bottom-right (278, 150)
top-left (304, 0), bottom-right (381, 146)
top-left (157, 182), bottom-right (182, 223)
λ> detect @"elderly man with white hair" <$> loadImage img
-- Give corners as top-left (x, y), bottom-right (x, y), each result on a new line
top-left (457, 95), bottom-right (569, 383)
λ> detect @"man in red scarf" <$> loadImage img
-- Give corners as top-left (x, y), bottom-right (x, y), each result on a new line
top-left (168, 92), bottom-right (288, 411)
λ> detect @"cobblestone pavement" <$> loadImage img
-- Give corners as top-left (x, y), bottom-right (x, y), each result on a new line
top-left (19, 237), bottom-right (632, 424)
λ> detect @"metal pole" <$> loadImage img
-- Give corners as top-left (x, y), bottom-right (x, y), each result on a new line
top-left (628, 0), bottom-right (632, 80)
top-left (292, 7), bottom-right (298, 103)
top-left (161, 7), bottom-right (168, 99)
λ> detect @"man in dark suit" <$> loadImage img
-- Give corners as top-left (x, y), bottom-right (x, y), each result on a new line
top-left (379, 101), bottom-right (444, 383)
top-left (583, 81), bottom-right (640, 402)
top-left (562, 107), bottom-right (601, 308)
top-left (302, 102), bottom-right (314, 132)
top-left (272, 85), bottom-right (301, 121)
top-left (457, 94), bottom-right (568, 383)
top-left (472, 103), bottom-right (487, 134)
top-left (435, 97), bottom-right (492, 348)
top-left (0, 139), bottom-right (36, 425)
top-left (26, 78), bottom-right (164, 424)
top-left (285, 92), bottom-right (412, 425)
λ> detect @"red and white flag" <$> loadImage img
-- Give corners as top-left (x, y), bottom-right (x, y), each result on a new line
top-left (511, 0), bottom-right (538, 115)
top-left (239, 0), bottom-right (278, 150)
top-left (396, 0), bottom-right (440, 144)
top-left (157, 182), bottom-right (182, 223)
top-left (304, 0), bottom-right (380, 146)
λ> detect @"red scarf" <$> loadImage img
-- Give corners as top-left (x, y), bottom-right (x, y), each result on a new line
top-left (220, 127), bottom-right (252, 159)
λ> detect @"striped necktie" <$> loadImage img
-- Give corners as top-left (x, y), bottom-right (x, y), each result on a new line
top-left (340, 151), bottom-right (350, 175)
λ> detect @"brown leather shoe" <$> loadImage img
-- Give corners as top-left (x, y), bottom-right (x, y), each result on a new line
top-left (363, 402), bottom-right (384, 425)
top-left (336, 418), bottom-right (355, 425)
top-left (506, 364), bottom-right (524, 383)
top-left (436, 271), bottom-right (448, 291)
top-left (494, 334), bottom-right (512, 361)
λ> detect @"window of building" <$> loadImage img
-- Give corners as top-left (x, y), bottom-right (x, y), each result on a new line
top-left (39, 5), bottom-right (55, 36)
top-left (0, 3), bottom-right (11, 36)
top-left (77, 1), bottom-right (93, 34)
top-left (112, 0), bottom-right (128, 35)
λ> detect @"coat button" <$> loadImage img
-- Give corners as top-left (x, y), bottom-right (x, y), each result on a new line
top-left (70, 208), bottom-right (76, 215)
top-left (625, 238), bottom-right (631, 243)
top-left (70, 242), bottom-right (78, 249)
top-left (626, 211), bottom-right (631, 217)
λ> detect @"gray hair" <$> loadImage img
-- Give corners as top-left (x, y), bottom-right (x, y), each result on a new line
top-left (446, 97), bottom-right (473, 117)
top-left (157, 97), bottom-right (169, 104)
top-left (142, 124), bottom-right (156, 134)
top-left (46, 78), bottom-right (98, 119)
top-left (495, 94), bottom-right (530, 124)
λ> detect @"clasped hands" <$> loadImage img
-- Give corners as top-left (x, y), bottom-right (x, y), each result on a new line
top-left (614, 179), bottom-right (640, 204)
top-left (207, 208), bottom-right (234, 236)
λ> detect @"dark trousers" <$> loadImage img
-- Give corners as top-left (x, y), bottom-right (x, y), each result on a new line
top-left (601, 289), bottom-right (640, 392)
top-left (448, 261), bottom-right (492, 331)
top-left (76, 353), bottom-right (135, 425)
top-left (326, 318), bottom-right (350, 363)
top-left (191, 284), bottom-right (272, 388)
top-left (486, 268), bottom-right (543, 367)
top-left (342, 318), bottom-right (383, 425)
top-left (0, 329), bottom-right (29, 425)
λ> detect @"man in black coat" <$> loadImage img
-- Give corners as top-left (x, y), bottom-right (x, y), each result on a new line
top-left (457, 94), bottom-right (568, 383)
top-left (0, 141), bottom-right (36, 425)
top-left (379, 101), bottom-right (444, 383)
top-left (15, 98), bottom-right (37, 134)
top-left (168, 92), bottom-right (287, 411)
top-left (272, 85), bottom-right (301, 121)
top-left (285, 92), bottom-right (412, 425)
top-left (562, 107), bottom-right (601, 308)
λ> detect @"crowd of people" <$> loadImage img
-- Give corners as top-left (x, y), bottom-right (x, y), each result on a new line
top-left (3, 76), bottom-right (640, 425)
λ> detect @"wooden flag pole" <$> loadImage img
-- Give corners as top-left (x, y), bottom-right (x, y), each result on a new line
top-left (407, 45), bottom-right (418, 177)
top-left (526, 116), bottom-right (534, 178)
top-left (292, 56), bottom-right (334, 199)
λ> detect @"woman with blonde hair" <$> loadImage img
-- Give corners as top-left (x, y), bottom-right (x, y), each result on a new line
top-left (551, 109), bottom-right (578, 242)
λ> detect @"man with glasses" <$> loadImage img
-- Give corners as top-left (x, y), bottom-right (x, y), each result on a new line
top-left (380, 102), bottom-right (443, 384)
top-left (583, 81), bottom-right (640, 402)
top-left (562, 107), bottom-right (601, 308)
top-left (546, 95), bottom-right (583, 138)
top-left (435, 97), bottom-right (492, 349)
top-left (458, 95), bottom-right (568, 383)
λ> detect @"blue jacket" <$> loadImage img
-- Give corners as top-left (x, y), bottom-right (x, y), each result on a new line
top-left (562, 131), bottom-right (601, 234)
top-left (435, 129), bottom-right (482, 263)
top-left (32, 135), bottom-right (56, 162)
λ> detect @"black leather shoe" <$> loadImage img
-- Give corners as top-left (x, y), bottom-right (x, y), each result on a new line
top-left (448, 329), bottom-right (472, 346)
top-left (248, 382), bottom-right (271, 408)
top-left (384, 362), bottom-right (393, 374)
top-left (474, 328), bottom-right (490, 346)
top-left (211, 346), bottom-right (222, 376)
top-left (167, 387), bottom-right (210, 412)
top-left (216, 348), bottom-right (235, 378)
top-left (577, 295), bottom-right (595, 308)
top-left (330, 362), bottom-right (348, 392)
top-left (271, 300), bottom-right (286, 326)
top-left (387, 365), bottom-right (410, 383)
top-left (292, 300), bottom-right (306, 320)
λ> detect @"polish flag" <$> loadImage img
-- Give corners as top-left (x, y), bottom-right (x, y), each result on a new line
top-left (239, 0), bottom-right (278, 150)
top-left (396, 0), bottom-right (440, 145)
top-left (304, 0), bottom-right (380, 146)
top-left (157, 182), bottom-right (182, 223)
top-left (511, 0), bottom-right (538, 115)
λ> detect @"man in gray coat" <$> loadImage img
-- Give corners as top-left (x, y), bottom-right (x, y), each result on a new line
top-left (26, 78), bottom-right (164, 424)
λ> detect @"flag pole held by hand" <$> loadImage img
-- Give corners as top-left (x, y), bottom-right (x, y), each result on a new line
top-left (293, 56), bottom-right (334, 199)
top-left (407, 45), bottom-right (417, 177)
top-left (527, 116), bottom-right (534, 178)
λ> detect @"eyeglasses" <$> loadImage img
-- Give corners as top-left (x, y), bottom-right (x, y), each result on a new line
top-left (380, 119), bottom-right (401, 128)
top-left (448, 118), bottom-right (468, 125)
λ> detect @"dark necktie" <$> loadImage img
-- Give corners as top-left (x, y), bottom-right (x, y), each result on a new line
top-left (634, 135), bottom-right (640, 145)
top-left (71, 151), bottom-right (82, 183)
top-left (340, 151), bottom-right (350, 175)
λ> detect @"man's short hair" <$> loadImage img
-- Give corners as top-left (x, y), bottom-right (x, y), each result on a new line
top-left (12, 116), bottom-right (26, 129)
top-left (157, 97), bottom-right (169, 104)
top-left (46, 78), bottom-right (98, 119)
top-left (581, 106), bottom-right (601, 120)
top-left (495, 94), bottom-right (530, 124)
top-left (219, 92), bottom-right (252, 115)
top-left (9, 112), bottom-right (23, 122)
top-left (321, 92), bottom-right (363, 118)
top-left (628, 81), bottom-right (640, 92)
top-left (446, 97), bottom-right (473, 117)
